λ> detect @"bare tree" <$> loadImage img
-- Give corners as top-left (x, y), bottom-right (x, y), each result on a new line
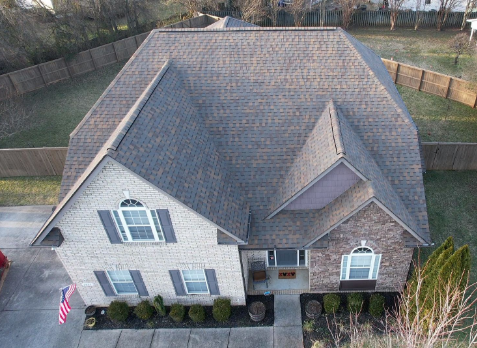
top-left (267, 0), bottom-right (281, 26)
top-left (166, 0), bottom-right (220, 17)
top-left (235, 0), bottom-right (267, 24)
top-left (448, 32), bottom-right (472, 65)
top-left (336, 0), bottom-right (359, 29)
top-left (0, 98), bottom-right (33, 140)
top-left (461, 0), bottom-right (477, 29)
top-left (389, 0), bottom-right (406, 30)
top-left (285, 0), bottom-right (308, 26)
top-left (437, 0), bottom-right (463, 30)
top-left (414, 0), bottom-right (426, 30)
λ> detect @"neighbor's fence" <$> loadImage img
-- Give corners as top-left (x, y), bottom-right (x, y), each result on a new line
top-left (381, 59), bottom-right (477, 107)
top-left (204, 9), bottom-right (477, 28)
top-left (0, 15), bottom-right (220, 101)
top-left (0, 143), bottom-right (474, 177)
top-left (0, 147), bottom-right (67, 177)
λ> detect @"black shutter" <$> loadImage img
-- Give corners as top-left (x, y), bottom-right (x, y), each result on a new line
top-left (157, 209), bottom-right (177, 243)
top-left (94, 271), bottom-right (116, 296)
top-left (97, 210), bottom-right (122, 244)
top-left (130, 270), bottom-right (149, 296)
top-left (205, 269), bottom-right (220, 295)
top-left (169, 270), bottom-right (186, 296)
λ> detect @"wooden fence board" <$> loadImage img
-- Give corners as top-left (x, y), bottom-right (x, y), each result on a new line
top-left (90, 44), bottom-right (118, 69)
top-left (113, 37), bottom-right (138, 62)
top-left (432, 143), bottom-right (459, 170)
top-left (38, 58), bottom-right (70, 86)
top-left (447, 78), bottom-right (477, 107)
top-left (382, 60), bottom-right (398, 82)
top-left (395, 64), bottom-right (422, 89)
top-left (0, 74), bottom-right (17, 101)
top-left (420, 70), bottom-right (450, 97)
top-left (8, 66), bottom-right (45, 94)
top-left (452, 143), bottom-right (477, 170)
top-left (135, 32), bottom-right (151, 47)
top-left (422, 143), bottom-right (438, 170)
top-left (66, 51), bottom-right (96, 77)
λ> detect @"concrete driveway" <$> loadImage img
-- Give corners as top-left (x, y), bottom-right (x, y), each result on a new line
top-left (0, 206), bottom-right (301, 348)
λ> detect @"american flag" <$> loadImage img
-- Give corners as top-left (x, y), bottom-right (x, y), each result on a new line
top-left (59, 284), bottom-right (76, 325)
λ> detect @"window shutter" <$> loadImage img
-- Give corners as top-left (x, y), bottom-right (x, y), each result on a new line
top-left (94, 271), bottom-right (116, 296)
top-left (157, 209), bottom-right (177, 243)
top-left (341, 255), bottom-right (349, 280)
top-left (97, 210), bottom-right (122, 244)
top-left (169, 270), bottom-right (186, 296)
top-left (130, 270), bottom-right (149, 296)
top-left (205, 269), bottom-right (220, 295)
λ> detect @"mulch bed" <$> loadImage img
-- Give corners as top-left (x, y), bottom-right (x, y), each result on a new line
top-left (86, 295), bottom-right (274, 330)
top-left (300, 293), bottom-right (399, 348)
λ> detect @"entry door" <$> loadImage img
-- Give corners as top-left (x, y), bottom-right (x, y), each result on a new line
top-left (276, 250), bottom-right (299, 266)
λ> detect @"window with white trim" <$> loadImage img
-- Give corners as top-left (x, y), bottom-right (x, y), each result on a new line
top-left (181, 270), bottom-right (209, 294)
top-left (107, 270), bottom-right (138, 295)
top-left (340, 247), bottom-right (381, 280)
top-left (112, 199), bottom-right (164, 242)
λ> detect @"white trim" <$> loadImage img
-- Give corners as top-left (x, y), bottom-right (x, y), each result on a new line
top-left (107, 270), bottom-right (138, 295)
top-left (180, 269), bottom-right (210, 295)
top-left (267, 249), bottom-right (307, 267)
top-left (340, 247), bottom-right (381, 281)
top-left (266, 158), bottom-right (367, 219)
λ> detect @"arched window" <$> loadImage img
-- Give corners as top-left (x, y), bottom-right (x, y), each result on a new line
top-left (340, 246), bottom-right (381, 280)
top-left (111, 199), bottom-right (164, 242)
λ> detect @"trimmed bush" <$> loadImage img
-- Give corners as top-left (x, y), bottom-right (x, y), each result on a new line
top-left (347, 293), bottom-right (364, 314)
top-left (323, 294), bottom-right (340, 314)
top-left (134, 300), bottom-right (154, 320)
top-left (107, 301), bottom-right (129, 322)
top-left (169, 303), bottom-right (186, 323)
top-left (189, 304), bottom-right (206, 323)
top-left (369, 294), bottom-right (385, 317)
top-left (153, 295), bottom-right (167, 316)
top-left (213, 298), bottom-right (232, 323)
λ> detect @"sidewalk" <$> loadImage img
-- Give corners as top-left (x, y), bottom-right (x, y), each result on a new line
top-left (0, 206), bottom-right (303, 348)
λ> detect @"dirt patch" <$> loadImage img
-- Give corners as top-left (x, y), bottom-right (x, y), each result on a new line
top-left (86, 295), bottom-right (274, 330)
top-left (300, 293), bottom-right (399, 348)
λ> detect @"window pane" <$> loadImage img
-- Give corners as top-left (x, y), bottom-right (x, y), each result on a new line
top-left (114, 282), bottom-right (137, 294)
top-left (150, 210), bottom-right (165, 241)
top-left (349, 268), bottom-right (370, 279)
top-left (350, 255), bottom-right (372, 267)
top-left (182, 270), bottom-right (206, 281)
top-left (129, 226), bottom-right (155, 240)
top-left (341, 255), bottom-right (348, 280)
top-left (185, 281), bottom-right (208, 293)
top-left (276, 250), bottom-right (298, 266)
top-left (268, 250), bottom-right (276, 267)
top-left (108, 270), bottom-right (132, 282)
top-left (299, 250), bottom-right (306, 266)
top-left (372, 255), bottom-right (381, 279)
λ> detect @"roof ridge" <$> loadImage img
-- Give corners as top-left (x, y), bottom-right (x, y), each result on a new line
top-left (107, 60), bottom-right (170, 152)
top-left (328, 100), bottom-right (346, 156)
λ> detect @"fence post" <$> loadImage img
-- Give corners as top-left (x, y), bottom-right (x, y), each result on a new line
top-left (89, 50), bottom-right (97, 70)
top-left (417, 69), bottom-right (424, 91)
top-left (37, 64), bottom-right (48, 87)
top-left (7, 74), bottom-right (20, 95)
top-left (394, 63), bottom-right (399, 83)
top-left (61, 57), bottom-right (73, 80)
top-left (445, 76), bottom-right (452, 99)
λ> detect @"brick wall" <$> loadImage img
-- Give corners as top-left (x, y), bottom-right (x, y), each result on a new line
top-left (56, 160), bottom-right (246, 306)
top-left (309, 202), bottom-right (414, 292)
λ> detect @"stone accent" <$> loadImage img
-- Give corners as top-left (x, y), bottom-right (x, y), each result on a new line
top-left (55, 160), bottom-right (246, 306)
top-left (309, 202), bottom-right (414, 292)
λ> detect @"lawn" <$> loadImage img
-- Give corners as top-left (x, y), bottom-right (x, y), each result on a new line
top-left (350, 27), bottom-right (477, 81)
top-left (422, 171), bottom-right (477, 283)
top-left (0, 176), bottom-right (61, 206)
top-left (398, 85), bottom-right (477, 142)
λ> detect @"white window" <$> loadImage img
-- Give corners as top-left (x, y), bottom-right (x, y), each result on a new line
top-left (112, 199), bottom-right (164, 242)
top-left (107, 270), bottom-right (138, 295)
top-left (267, 250), bottom-right (307, 267)
top-left (181, 270), bottom-right (209, 294)
top-left (340, 247), bottom-right (381, 280)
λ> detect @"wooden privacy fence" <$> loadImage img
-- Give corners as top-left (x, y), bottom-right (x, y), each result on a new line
top-left (0, 15), bottom-right (220, 101)
top-left (0, 148), bottom-right (67, 177)
top-left (205, 10), bottom-right (477, 28)
top-left (0, 144), bottom-right (475, 177)
top-left (382, 59), bottom-right (477, 107)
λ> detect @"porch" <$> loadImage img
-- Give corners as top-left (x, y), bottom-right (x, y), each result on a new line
top-left (246, 268), bottom-right (309, 295)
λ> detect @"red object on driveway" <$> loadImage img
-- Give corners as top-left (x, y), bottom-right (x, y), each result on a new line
top-left (0, 250), bottom-right (7, 268)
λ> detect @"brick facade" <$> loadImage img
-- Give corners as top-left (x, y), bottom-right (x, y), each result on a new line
top-left (55, 160), bottom-right (246, 306)
top-left (309, 202), bottom-right (413, 292)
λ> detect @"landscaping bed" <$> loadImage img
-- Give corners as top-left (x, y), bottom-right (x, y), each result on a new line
top-left (85, 295), bottom-right (274, 330)
top-left (300, 292), bottom-right (399, 348)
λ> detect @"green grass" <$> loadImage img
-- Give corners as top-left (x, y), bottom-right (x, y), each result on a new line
top-left (0, 62), bottom-right (125, 149)
top-left (350, 27), bottom-right (477, 81)
top-left (398, 85), bottom-right (477, 142)
top-left (422, 171), bottom-right (477, 283)
top-left (0, 176), bottom-right (61, 206)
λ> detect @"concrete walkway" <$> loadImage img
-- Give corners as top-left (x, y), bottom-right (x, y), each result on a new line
top-left (273, 295), bottom-right (304, 348)
top-left (0, 205), bottom-right (304, 348)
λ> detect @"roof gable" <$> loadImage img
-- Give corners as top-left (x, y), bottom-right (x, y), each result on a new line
top-left (206, 16), bottom-right (258, 28)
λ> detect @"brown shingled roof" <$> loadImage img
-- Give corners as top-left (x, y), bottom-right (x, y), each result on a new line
top-left (34, 26), bottom-right (430, 247)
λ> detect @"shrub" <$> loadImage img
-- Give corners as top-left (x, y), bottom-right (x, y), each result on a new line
top-left (323, 294), bottom-right (340, 314)
top-left (169, 303), bottom-right (185, 323)
top-left (369, 294), bottom-right (385, 317)
top-left (189, 304), bottom-right (206, 323)
top-left (347, 293), bottom-right (364, 314)
top-left (153, 295), bottom-right (167, 316)
top-left (303, 319), bottom-right (315, 332)
top-left (213, 298), bottom-right (231, 322)
top-left (134, 300), bottom-right (154, 320)
top-left (107, 301), bottom-right (129, 322)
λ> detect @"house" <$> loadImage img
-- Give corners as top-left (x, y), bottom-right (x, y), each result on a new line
top-left (31, 19), bottom-right (431, 307)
